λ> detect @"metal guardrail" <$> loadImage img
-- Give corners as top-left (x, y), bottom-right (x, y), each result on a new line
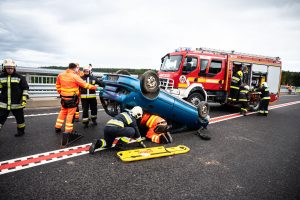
top-left (28, 84), bottom-right (100, 97)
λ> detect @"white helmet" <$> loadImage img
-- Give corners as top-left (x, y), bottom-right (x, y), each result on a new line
top-left (131, 106), bottom-right (143, 119)
top-left (83, 65), bottom-right (91, 71)
top-left (262, 82), bottom-right (268, 88)
top-left (2, 59), bottom-right (16, 67)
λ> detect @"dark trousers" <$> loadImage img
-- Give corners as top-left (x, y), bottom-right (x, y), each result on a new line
top-left (0, 108), bottom-right (25, 132)
top-left (81, 98), bottom-right (97, 123)
top-left (259, 99), bottom-right (270, 114)
top-left (104, 126), bottom-right (136, 147)
top-left (229, 88), bottom-right (239, 101)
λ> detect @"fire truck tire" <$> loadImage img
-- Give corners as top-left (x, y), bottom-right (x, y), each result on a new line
top-left (197, 102), bottom-right (209, 119)
top-left (116, 69), bottom-right (130, 75)
top-left (187, 93), bottom-right (205, 107)
top-left (140, 70), bottom-right (160, 94)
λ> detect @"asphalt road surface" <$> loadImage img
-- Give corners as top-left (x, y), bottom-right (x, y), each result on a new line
top-left (0, 95), bottom-right (299, 200)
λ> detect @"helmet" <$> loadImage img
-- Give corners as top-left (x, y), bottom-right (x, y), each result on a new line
top-left (262, 82), bottom-right (268, 88)
top-left (131, 106), bottom-right (143, 119)
top-left (237, 70), bottom-right (243, 77)
top-left (83, 65), bottom-right (91, 71)
top-left (2, 59), bottom-right (16, 68)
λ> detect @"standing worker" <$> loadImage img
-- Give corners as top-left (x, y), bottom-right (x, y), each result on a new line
top-left (0, 59), bottom-right (29, 136)
top-left (80, 65), bottom-right (104, 128)
top-left (139, 112), bottom-right (173, 144)
top-left (239, 84), bottom-right (250, 116)
top-left (55, 63), bottom-right (97, 146)
top-left (89, 106), bottom-right (145, 154)
top-left (258, 82), bottom-right (270, 116)
top-left (228, 69), bottom-right (243, 102)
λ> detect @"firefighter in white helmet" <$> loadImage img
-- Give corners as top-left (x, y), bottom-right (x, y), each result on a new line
top-left (0, 59), bottom-right (29, 136)
top-left (258, 82), bottom-right (270, 116)
top-left (89, 106), bottom-right (145, 154)
top-left (79, 64), bottom-right (104, 128)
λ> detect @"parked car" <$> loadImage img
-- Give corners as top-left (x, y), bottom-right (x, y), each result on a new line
top-left (99, 70), bottom-right (209, 132)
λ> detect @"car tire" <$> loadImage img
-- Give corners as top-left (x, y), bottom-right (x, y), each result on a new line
top-left (116, 69), bottom-right (130, 75)
top-left (140, 70), bottom-right (159, 93)
top-left (197, 101), bottom-right (209, 119)
top-left (187, 93), bottom-right (204, 107)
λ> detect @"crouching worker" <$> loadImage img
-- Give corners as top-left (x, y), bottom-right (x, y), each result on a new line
top-left (89, 106), bottom-right (145, 154)
top-left (139, 112), bottom-right (173, 144)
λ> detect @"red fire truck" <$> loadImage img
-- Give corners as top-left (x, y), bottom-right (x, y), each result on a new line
top-left (158, 47), bottom-right (282, 111)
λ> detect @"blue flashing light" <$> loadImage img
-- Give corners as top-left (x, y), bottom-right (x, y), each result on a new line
top-left (175, 47), bottom-right (192, 52)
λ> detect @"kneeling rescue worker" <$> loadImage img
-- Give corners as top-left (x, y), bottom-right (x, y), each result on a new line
top-left (0, 59), bottom-right (29, 136)
top-left (89, 106), bottom-right (145, 154)
top-left (55, 63), bottom-right (97, 146)
top-left (139, 112), bottom-right (173, 144)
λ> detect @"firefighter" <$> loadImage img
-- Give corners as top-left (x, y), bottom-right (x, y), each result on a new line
top-left (80, 65), bottom-right (104, 128)
top-left (89, 106), bottom-right (145, 154)
top-left (55, 63), bottom-right (97, 146)
top-left (228, 70), bottom-right (243, 102)
top-left (74, 63), bottom-right (84, 122)
top-left (239, 84), bottom-right (250, 116)
top-left (0, 59), bottom-right (29, 136)
top-left (258, 82), bottom-right (270, 116)
top-left (139, 112), bottom-right (173, 144)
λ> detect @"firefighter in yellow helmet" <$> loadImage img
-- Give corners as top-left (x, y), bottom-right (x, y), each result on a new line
top-left (89, 106), bottom-right (145, 154)
top-left (0, 59), bottom-right (29, 136)
top-left (228, 68), bottom-right (243, 102)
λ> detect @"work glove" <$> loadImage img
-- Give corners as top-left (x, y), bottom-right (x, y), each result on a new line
top-left (21, 100), bottom-right (27, 107)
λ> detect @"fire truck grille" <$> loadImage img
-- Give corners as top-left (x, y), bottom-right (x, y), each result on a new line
top-left (159, 78), bottom-right (174, 90)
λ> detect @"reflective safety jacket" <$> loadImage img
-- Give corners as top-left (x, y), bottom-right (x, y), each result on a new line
top-left (230, 71), bottom-right (243, 90)
top-left (259, 86), bottom-right (270, 100)
top-left (0, 71), bottom-right (29, 110)
top-left (238, 85), bottom-right (249, 102)
top-left (56, 69), bottom-right (97, 97)
top-left (80, 74), bottom-right (104, 98)
top-left (106, 112), bottom-right (141, 137)
top-left (140, 113), bottom-right (165, 129)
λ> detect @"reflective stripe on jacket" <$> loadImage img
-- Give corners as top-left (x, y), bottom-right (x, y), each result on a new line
top-left (56, 69), bottom-right (97, 97)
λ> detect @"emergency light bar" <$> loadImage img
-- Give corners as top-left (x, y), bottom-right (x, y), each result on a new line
top-left (175, 47), bottom-right (192, 52)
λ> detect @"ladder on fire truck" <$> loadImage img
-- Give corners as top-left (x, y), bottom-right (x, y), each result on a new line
top-left (195, 47), bottom-right (280, 61)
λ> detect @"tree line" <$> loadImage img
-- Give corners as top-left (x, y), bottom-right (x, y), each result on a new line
top-left (281, 71), bottom-right (300, 86)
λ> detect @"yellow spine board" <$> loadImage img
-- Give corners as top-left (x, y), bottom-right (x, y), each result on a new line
top-left (117, 145), bottom-right (190, 162)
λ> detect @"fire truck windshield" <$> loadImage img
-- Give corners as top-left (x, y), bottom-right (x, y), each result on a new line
top-left (160, 55), bottom-right (182, 72)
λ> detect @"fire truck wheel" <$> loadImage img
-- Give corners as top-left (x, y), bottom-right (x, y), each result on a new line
top-left (116, 69), bottom-right (130, 75)
top-left (140, 70), bottom-right (160, 93)
top-left (197, 102), bottom-right (209, 119)
top-left (187, 93), bottom-right (205, 107)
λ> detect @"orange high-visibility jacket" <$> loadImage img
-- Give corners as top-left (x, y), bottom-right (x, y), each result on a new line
top-left (56, 69), bottom-right (96, 97)
top-left (140, 113), bottom-right (165, 129)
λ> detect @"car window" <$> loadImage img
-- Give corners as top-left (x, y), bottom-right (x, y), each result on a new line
top-left (200, 59), bottom-right (209, 73)
top-left (183, 57), bottom-right (198, 73)
top-left (208, 60), bottom-right (222, 75)
top-left (161, 55), bottom-right (182, 72)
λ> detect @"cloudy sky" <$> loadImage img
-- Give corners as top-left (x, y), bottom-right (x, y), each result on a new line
top-left (0, 0), bottom-right (299, 71)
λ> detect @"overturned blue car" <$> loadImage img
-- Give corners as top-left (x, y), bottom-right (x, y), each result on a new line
top-left (99, 70), bottom-right (209, 133)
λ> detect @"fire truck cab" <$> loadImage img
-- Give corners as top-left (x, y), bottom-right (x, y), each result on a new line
top-left (158, 47), bottom-right (282, 111)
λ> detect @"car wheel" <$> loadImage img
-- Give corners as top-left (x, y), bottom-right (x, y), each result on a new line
top-left (198, 102), bottom-right (209, 119)
top-left (187, 93), bottom-right (204, 107)
top-left (99, 97), bottom-right (121, 117)
top-left (116, 69), bottom-right (130, 75)
top-left (140, 70), bottom-right (159, 93)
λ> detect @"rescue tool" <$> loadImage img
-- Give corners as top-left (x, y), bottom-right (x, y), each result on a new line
top-left (117, 145), bottom-right (190, 162)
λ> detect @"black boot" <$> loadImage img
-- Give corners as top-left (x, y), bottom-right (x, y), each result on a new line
top-left (55, 128), bottom-right (62, 133)
top-left (89, 139), bottom-right (105, 154)
top-left (92, 120), bottom-right (97, 126)
top-left (83, 122), bottom-right (89, 129)
top-left (15, 128), bottom-right (25, 137)
top-left (61, 132), bottom-right (69, 146)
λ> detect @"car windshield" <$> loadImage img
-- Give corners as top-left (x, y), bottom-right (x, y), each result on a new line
top-left (160, 55), bottom-right (182, 72)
